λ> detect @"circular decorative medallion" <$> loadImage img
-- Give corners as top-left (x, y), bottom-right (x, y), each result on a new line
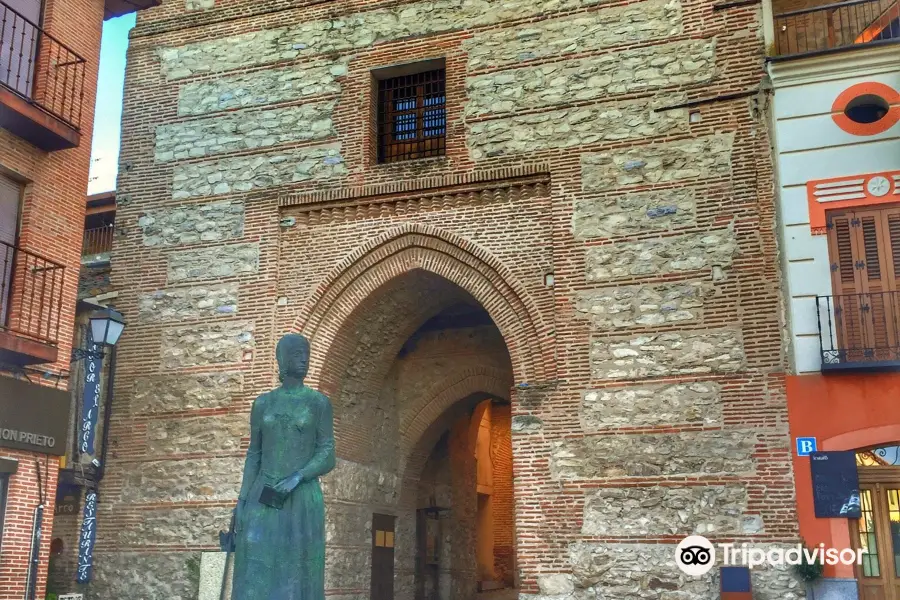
top-left (866, 175), bottom-right (891, 197)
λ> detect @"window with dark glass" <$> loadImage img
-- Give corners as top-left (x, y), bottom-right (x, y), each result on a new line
top-left (376, 69), bottom-right (446, 163)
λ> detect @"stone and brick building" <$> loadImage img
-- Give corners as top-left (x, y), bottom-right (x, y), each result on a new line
top-left (0, 1), bottom-right (151, 599)
top-left (94, 0), bottom-right (814, 597)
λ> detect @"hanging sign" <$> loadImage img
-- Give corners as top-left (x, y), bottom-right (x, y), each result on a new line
top-left (76, 490), bottom-right (97, 583)
top-left (811, 451), bottom-right (861, 518)
top-left (79, 336), bottom-right (103, 456)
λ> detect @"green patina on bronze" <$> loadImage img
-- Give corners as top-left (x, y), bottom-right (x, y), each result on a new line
top-left (231, 333), bottom-right (336, 600)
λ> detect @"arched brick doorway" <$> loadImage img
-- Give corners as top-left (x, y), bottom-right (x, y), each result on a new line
top-left (291, 229), bottom-right (544, 600)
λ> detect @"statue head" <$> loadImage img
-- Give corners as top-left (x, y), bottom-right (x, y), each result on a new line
top-left (276, 333), bottom-right (310, 382)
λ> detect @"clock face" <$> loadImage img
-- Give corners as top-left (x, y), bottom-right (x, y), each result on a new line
top-left (867, 176), bottom-right (891, 197)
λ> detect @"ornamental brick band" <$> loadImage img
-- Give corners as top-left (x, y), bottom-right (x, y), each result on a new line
top-left (549, 430), bottom-right (757, 480)
top-left (590, 328), bottom-right (745, 379)
top-left (131, 372), bottom-right (243, 414)
top-left (159, 321), bottom-right (255, 368)
top-left (176, 59), bottom-right (349, 116)
top-left (467, 100), bottom-right (687, 160)
top-left (581, 380), bottom-right (722, 429)
top-left (572, 187), bottom-right (698, 239)
top-left (581, 133), bottom-right (735, 191)
top-left (463, 0), bottom-right (682, 70)
top-left (155, 101), bottom-right (337, 162)
top-left (138, 199), bottom-right (245, 247)
top-left (138, 283), bottom-right (239, 323)
top-left (167, 243), bottom-right (259, 283)
top-left (581, 485), bottom-right (752, 536)
top-left (574, 281), bottom-right (712, 329)
top-left (465, 39), bottom-right (715, 117)
top-left (585, 228), bottom-right (738, 283)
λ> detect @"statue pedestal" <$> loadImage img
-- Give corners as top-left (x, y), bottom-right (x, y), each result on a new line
top-left (198, 551), bottom-right (233, 600)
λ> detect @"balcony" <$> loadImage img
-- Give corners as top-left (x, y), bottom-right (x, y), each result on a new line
top-left (0, 240), bottom-right (66, 366)
top-left (773, 0), bottom-right (900, 57)
top-left (0, 0), bottom-right (86, 150)
top-left (816, 292), bottom-right (900, 371)
top-left (82, 224), bottom-right (113, 257)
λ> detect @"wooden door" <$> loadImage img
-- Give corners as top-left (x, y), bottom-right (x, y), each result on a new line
top-left (852, 476), bottom-right (900, 600)
top-left (371, 513), bottom-right (396, 600)
top-left (827, 206), bottom-right (900, 361)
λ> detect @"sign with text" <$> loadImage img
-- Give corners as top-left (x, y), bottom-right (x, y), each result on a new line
top-left (0, 377), bottom-right (69, 456)
top-left (55, 485), bottom-right (81, 517)
top-left (79, 336), bottom-right (103, 456)
top-left (796, 437), bottom-right (817, 457)
top-left (811, 451), bottom-right (861, 519)
top-left (76, 490), bottom-right (97, 583)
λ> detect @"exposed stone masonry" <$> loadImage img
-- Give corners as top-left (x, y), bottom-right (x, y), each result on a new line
top-left (575, 281), bottom-right (712, 329)
top-left (550, 429), bottom-right (756, 480)
top-left (157, 0), bottom-right (608, 79)
top-left (468, 101), bottom-right (687, 160)
top-left (147, 413), bottom-right (247, 454)
top-left (581, 381), bottom-right (722, 429)
top-left (590, 328), bottom-right (746, 379)
top-left (167, 243), bottom-right (259, 283)
top-left (156, 102), bottom-right (336, 162)
top-left (582, 485), bottom-right (750, 535)
top-left (160, 321), bottom-right (254, 368)
top-left (139, 199), bottom-right (244, 247)
top-left (138, 283), bottom-right (239, 322)
top-left (582, 134), bottom-right (734, 191)
top-left (464, 0), bottom-right (682, 70)
top-left (121, 457), bottom-right (243, 502)
top-left (171, 143), bottom-right (346, 199)
top-left (131, 372), bottom-right (243, 414)
top-left (177, 59), bottom-right (349, 116)
top-left (466, 40), bottom-right (715, 117)
top-left (573, 188), bottom-right (697, 239)
top-left (585, 228), bottom-right (738, 282)
top-left (112, 507), bottom-right (231, 547)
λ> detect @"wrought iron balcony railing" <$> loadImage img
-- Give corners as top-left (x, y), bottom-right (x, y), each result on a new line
top-left (82, 225), bottom-right (113, 256)
top-left (0, 0), bottom-right (86, 129)
top-left (817, 292), bottom-right (900, 371)
top-left (0, 239), bottom-right (66, 348)
top-left (774, 0), bottom-right (900, 56)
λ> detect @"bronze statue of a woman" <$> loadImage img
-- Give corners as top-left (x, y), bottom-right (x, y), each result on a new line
top-left (231, 333), bottom-right (336, 600)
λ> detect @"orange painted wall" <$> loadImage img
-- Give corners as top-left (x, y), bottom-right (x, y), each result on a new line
top-left (787, 373), bottom-right (900, 577)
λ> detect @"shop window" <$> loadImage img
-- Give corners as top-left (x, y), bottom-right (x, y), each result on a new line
top-left (376, 67), bottom-right (446, 163)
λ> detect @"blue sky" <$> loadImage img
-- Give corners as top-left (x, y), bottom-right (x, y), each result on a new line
top-left (88, 13), bottom-right (136, 195)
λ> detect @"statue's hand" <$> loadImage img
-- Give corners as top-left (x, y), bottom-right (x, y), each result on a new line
top-left (274, 471), bottom-right (303, 495)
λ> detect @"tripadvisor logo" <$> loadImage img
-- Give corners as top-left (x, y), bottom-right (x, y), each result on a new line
top-left (675, 535), bottom-right (864, 576)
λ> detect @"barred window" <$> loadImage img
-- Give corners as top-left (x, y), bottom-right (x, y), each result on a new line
top-left (376, 68), bottom-right (446, 163)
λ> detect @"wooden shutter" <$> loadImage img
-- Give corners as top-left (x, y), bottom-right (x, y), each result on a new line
top-left (827, 206), bottom-right (900, 359)
top-left (0, 176), bottom-right (20, 326)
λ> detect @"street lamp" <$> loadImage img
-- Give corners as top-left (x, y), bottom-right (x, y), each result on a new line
top-left (71, 307), bottom-right (126, 362)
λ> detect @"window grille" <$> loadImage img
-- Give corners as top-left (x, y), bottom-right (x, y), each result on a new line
top-left (376, 69), bottom-right (446, 163)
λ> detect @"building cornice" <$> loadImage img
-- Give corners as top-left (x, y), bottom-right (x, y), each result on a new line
top-left (767, 43), bottom-right (900, 88)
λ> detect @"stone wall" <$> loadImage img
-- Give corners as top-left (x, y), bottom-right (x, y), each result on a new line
top-left (572, 188), bottom-right (697, 239)
top-left (167, 243), bottom-right (259, 283)
top-left (549, 430), bottom-right (757, 480)
top-left (466, 40), bottom-right (715, 117)
top-left (138, 283), bottom-right (239, 322)
top-left (574, 281), bottom-right (712, 328)
top-left (582, 134), bottom-right (735, 191)
top-left (171, 143), bottom-right (346, 199)
top-left (156, 102), bottom-right (336, 161)
top-left (160, 320), bottom-right (254, 368)
top-left (131, 372), bottom-right (243, 414)
top-left (582, 485), bottom-right (752, 535)
top-left (468, 101), bottom-right (687, 160)
top-left (581, 381), bottom-right (722, 429)
top-left (585, 228), bottom-right (738, 282)
top-left (138, 199), bottom-right (244, 247)
top-left (120, 457), bottom-right (243, 503)
top-left (464, 0), bottom-right (682, 70)
top-left (590, 328), bottom-right (745, 379)
top-left (146, 413), bottom-right (247, 454)
top-left (111, 506), bottom-right (232, 546)
top-left (88, 552), bottom-right (198, 600)
top-left (177, 59), bottom-right (348, 116)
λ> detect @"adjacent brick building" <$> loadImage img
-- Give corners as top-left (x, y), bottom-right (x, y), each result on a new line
top-left (0, 1), bottom-right (152, 599)
top-left (97, 0), bottom-right (808, 597)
